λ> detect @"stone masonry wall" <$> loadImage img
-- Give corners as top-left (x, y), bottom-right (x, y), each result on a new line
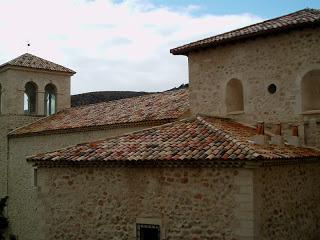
top-left (188, 28), bottom-right (320, 148)
top-left (7, 125), bottom-right (159, 240)
top-left (36, 166), bottom-right (253, 240)
top-left (254, 163), bottom-right (320, 240)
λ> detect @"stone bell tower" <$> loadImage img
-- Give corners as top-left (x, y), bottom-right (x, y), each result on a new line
top-left (0, 53), bottom-right (75, 196)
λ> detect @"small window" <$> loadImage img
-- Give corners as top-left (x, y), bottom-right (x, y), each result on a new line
top-left (44, 84), bottom-right (57, 116)
top-left (33, 168), bottom-right (38, 187)
top-left (268, 84), bottom-right (277, 94)
top-left (24, 82), bottom-right (37, 114)
top-left (136, 224), bottom-right (160, 240)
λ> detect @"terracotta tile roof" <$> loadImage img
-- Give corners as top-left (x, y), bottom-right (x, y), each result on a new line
top-left (28, 116), bottom-right (320, 165)
top-left (171, 8), bottom-right (320, 55)
top-left (0, 53), bottom-right (75, 74)
top-left (10, 89), bottom-right (189, 136)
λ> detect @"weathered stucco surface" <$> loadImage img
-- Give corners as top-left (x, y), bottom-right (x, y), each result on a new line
top-left (36, 166), bottom-right (252, 240)
top-left (7, 125), bottom-right (160, 240)
top-left (254, 163), bottom-right (320, 240)
top-left (188, 28), bottom-right (320, 148)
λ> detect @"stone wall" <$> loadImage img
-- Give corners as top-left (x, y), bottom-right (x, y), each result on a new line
top-left (7, 124), bottom-right (160, 240)
top-left (0, 68), bottom-right (71, 115)
top-left (0, 114), bottom-right (41, 197)
top-left (35, 166), bottom-right (253, 240)
top-left (254, 163), bottom-right (320, 239)
top-left (188, 28), bottom-right (320, 148)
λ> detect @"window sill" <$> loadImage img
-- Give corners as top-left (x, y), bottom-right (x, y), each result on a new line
top-left (227, 110), bottom-right (244, 115)
top-left (301, 110), bottom-right (320, 115)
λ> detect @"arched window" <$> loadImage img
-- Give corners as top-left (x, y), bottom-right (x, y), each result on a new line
top-left (301, 70), bottom-right (320, 112)
top-left (24, 82), bottom-right (37, 114)
top-left (226, 78), bottom-right (244, 113)
top-left (44, 84), bottom-right (57, 116)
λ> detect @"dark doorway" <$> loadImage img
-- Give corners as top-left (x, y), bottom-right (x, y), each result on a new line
top-left (137, 224), bottom-right (160, 240)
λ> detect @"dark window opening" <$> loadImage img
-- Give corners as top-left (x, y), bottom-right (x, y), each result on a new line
top-left (268, 84), bottom-right (277, 94)
top-left (136, 224), bottom-right (160, 240)
top-left (44, 84), bottom-right (57, 116)
top-left (24, 82), bottom-right (37, 114)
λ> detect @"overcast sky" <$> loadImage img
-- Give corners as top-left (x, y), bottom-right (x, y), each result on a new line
top-left (0, 0), bottom-right (319, 94)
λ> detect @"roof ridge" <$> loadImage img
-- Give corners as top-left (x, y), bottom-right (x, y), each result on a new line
top-left (304, 8), bottom-right (320, 14)
top-left (183, 8), bottom-right (315, 46)
top-left (10, 88), bottom-right (189, 136)
top-left (171, 8), bottom-right (320, 55)
top-left (72, 87), bottom-right (188, 110)
top-left (196, 116), bottom-right (261, 159)
top-left (28, 115), bottom-right (320, 163)
top-left (26, 117), bottom-right (197, 161)
top-left (0, 53), bottom-right (75, 74)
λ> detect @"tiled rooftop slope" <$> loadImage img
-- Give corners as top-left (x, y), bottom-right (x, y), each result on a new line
top-left (28, 116), bottom-right (320, 164)
top-left (0, 53), bottom-right (75, 74)
top-left (171, 8), bottom-right (320, 55)
top-left (11, 89), bottom-right (189, 136)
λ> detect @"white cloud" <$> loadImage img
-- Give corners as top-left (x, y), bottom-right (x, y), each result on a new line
top-left (0, 0), bottom-right (263, 94)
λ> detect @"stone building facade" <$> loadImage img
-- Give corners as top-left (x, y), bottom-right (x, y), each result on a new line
top-left (0, 53), bottom-right (75, 198)
top-left (1, 8), bottom-right (320, 240)
top-left (35, 166), bottom-right (251, 240)
top-left (0, 58), bottom-right (189, 239)
top-left (29, 116), bottom-right (320, 240)
top-left (172, 11), bottom-right (320, 149)
top-left (32, 162), bottom-right (320, 240)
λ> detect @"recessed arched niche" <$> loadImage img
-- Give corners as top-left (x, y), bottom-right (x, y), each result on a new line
top-left (301, 70), bottom-right (320, 113)
top-left (226, 78), bottom-right (244, 114)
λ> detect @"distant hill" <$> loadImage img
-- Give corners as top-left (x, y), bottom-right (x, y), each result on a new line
top-left (71, 91), bottom-right (149, 107)
top-left (71, 84), bottom-right (188, 107)
top-left (166, 83), bottom-right (188, 92)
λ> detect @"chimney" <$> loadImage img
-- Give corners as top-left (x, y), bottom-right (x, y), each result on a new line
top-left (253, 122), bottom-right (268, 145)
top-left (270, 123), bottom-right (284, 146)
top-left (288, 125), bottom-right (300, 147)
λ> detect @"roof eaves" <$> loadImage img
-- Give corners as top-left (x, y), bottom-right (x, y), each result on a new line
top-left (170, 12), bottom-right (320, 55)
top-left (27, 158), bottom-right (248, 168)
top-left (0, 64), bottom-right (76, 75)
top-left (27, 156), bottom-right (320, 168)
top-left (8, 118), bottom-right (178, 138)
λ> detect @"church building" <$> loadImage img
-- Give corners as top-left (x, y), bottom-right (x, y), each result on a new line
top-left (0, 8), bottom-right (320, 240)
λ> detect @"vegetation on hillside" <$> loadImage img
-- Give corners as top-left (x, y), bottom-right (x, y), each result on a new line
top-left (71, 83), bottom-right (188, 107)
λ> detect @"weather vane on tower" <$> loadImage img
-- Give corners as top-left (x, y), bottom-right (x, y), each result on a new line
top-left (26, 41), bottom-right (31, 53)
